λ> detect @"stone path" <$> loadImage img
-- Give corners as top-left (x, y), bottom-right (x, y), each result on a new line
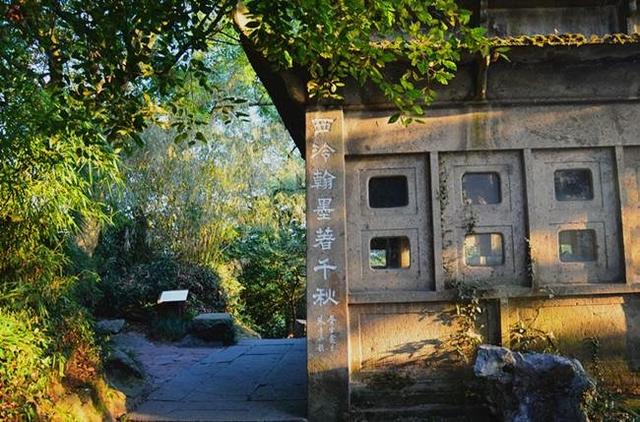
top-left (127, 339), bottom-right (307, 422)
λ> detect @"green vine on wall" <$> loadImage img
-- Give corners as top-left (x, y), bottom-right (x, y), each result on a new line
top-left (444, 280), bottom-right (484, 363)
top-left (509, 320), bottom-right (558, 354)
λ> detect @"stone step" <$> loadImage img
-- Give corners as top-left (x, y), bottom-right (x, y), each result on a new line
top-left (351, 404), bottom-right (496, 422)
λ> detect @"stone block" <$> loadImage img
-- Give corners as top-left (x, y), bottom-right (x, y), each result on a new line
top-left (190, 313), bottom-right (235, 345)
top-left (96, 319), bottom-right (126, 335)
top-left (106, 348), bottom-right (144, 379)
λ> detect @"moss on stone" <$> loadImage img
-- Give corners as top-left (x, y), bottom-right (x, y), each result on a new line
top-left (490, 33), bottom-right (640, 48)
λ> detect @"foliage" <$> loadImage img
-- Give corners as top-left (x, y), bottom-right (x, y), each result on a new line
top-left (0, 243), bottom-right (103, 420)
top-left (92, 43), bottom-right (306, 335)
top-left (39, 378), bottom-right (127, 422)
top-left (442, 280), bottom-right (484, 363)
top-left (509, 320), bottom-right (558, 354)
top-left (214, 261), bottom-right (246, 321)
top-left (97, 118), bottom-right (306, 337)
top-left (581, 337), bottom-right (638, 421)
top-left (244, 0), bottom-right (490, 121)
top-left (490, 32), bottom-right (640, 47)
top-left (230, 184), bottom-right (306, 338)
top-left (97, 253), bottom-right (225, 320)
top-left (0, 310), bottom-right (51, 420)
top-left (0, 0), bottom-right (240, 150)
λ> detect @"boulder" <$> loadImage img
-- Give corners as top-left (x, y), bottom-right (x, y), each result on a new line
top-left (190, 313), bottom-right (235, 344)
top-left (235, 321), bottom-right (261, 340)
top-left (96, 319), bottom-right (126, 335)
top-left (474, 345), bottom-right (594, 422)
top-left (105, 348), bottom-right (144, 379)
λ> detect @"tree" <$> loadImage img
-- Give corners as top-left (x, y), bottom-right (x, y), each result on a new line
top-left (1, 1), bottom-right (488, 286)
top-left (90, 41), bottom-right (306, 336)
top-left (242, 0), bottom-right (490, 120)
top-left (1, 0), bottom-right (240, 145)
top-left (0, 1), bottom-right (487, 415)
top-left (230, 180), bottom-right (306, 338)
top-left (0, 3), bottom-right (237, 415)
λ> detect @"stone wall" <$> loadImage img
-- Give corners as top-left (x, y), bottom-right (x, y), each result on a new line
top-left (300, 7), bottom-right (640, 419)
top-left (303, 103), bottom-right (640, 419)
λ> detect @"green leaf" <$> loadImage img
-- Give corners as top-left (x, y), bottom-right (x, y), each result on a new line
top-left (283, 50), bottom-right (293, 68)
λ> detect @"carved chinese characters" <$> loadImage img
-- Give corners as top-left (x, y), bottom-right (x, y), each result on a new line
top-left (306, 110), bottom-right (349, 421)
top-left (309, 117), bottom-right (340, 354)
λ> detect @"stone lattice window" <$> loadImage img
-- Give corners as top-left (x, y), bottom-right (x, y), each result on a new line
top-left (369, 237), bottom-right (411, 269)
top-left (559, 229), bottom-right (596, 262)
top-left (462, 172), bottom-right (502, 205)
top-left (464, 233), bottom-right (504, 266)
top-left (368, 176), bottom-right (409, 208)
top-left (554, 169), bottom-right (594, 201)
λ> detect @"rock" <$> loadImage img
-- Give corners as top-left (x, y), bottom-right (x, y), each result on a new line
top-left (105, 348), bottom-right (144, 379)
top-left (176, 334), bottom-right (218, 347)
top-left (474, 345), bottom-right (594, 422)
top-left (96, 319), bottom-right (126, 335)
top-left (190, 313), bottom-right (236, 345)
top-left (235, 321), bottom-right (261, 340)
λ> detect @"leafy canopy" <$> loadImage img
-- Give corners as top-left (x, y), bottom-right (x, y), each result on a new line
top-left (244, 0), bottom-right (489, 120)
top-left (1, 0), bottom-right (241, 149)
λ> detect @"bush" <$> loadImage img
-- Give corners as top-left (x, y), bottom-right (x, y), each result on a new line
top-left (230, 224), bottom-right (306, 338)
top-left (0, 309), bottom-right (51, 420)
top-left (98, 257), bottom-right (225, 320)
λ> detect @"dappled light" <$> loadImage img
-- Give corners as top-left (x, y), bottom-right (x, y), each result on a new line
top-left (4, 1), bottom-right (640, 421)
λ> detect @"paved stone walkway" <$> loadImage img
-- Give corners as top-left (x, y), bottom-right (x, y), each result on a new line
top-left (127, 339), bottom-right (307, 422)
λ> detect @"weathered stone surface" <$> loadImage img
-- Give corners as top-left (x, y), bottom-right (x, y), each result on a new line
top-left (190, 313), bottom-right (235, 344)
top-left (106, 348), bottom-right (145, 379)
top-left (474, 345), bottom-right (594, 422)
top-left (305, 109), bottom-right (350, 422)
top-left (127, 339), bottom-right (307, 421)
top-left (96, 319), bottom-right (126, 335)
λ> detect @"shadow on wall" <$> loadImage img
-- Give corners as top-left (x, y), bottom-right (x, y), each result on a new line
top-left (348, 291), bottom-right (640, 412)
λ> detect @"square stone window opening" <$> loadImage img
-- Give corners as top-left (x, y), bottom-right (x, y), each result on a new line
top-left (559, 229), bottom-right (597, 262)
top-left (464, 233), bottom-right (505, 266)
top-left (369, 236), bottom-right (411, 269)
top-left (554, 168), bottom-right (594, 201)
top-left (368, 175), bottom-right (409, 208)
top-left (461, 172), bottom-right (502, 205)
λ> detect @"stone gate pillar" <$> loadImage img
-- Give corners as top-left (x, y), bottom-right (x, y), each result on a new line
top-left (305, 108), bottom-right (350, 421)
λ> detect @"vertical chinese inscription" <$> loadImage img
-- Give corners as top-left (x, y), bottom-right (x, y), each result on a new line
top-left (306, 109), bottom-right (349, 421)
top-left (309, 116), bottom-right (340, 352)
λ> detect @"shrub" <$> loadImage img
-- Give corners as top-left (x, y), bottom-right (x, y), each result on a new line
top-left (0, 309), bottom-right (51, 420)
top-left (98, 257), bottom-right (225, 320)
top-left (230, 225), bottom-right (306, 338)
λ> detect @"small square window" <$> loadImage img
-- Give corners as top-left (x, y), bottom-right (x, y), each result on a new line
top-left (559, 230), bottom-right (597, 262)
top-left (464, 233), bottom-right (504, 266)
top-left (554, 169), bottom-right (594, 201)
top-left (369, 237), bottom-right (410, 269)
top-left (462, 172), bottom-right (502, 205)
top-left (368, 176), bottom-right (409, 208)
